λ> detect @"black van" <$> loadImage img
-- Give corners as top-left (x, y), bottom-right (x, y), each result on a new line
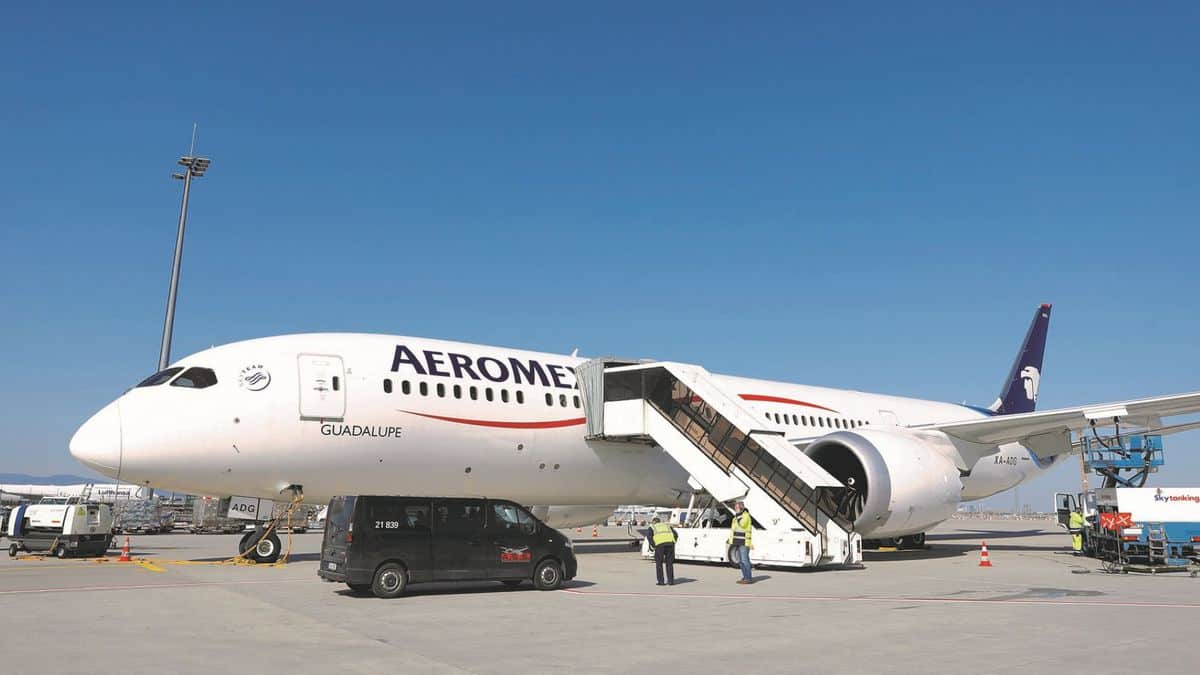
top-left (319, 496), bottom-right (577, 598)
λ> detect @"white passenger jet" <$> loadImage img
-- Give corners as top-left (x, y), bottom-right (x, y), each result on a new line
top-left (68, 305), bottom-right (1200, 560)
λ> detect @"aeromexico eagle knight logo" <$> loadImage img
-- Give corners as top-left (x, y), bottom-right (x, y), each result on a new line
top-left (1020, 366), bottom-right (1040, 402)
top-left (239, 364), bottom-right (271, 391)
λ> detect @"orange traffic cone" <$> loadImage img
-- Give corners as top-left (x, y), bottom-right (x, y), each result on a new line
top-left (118, 536), bottom-right (132, 562)
top-left (978, 541), bottom-right (992, 567)
top-left (592, 525), bottom-right (599, 538)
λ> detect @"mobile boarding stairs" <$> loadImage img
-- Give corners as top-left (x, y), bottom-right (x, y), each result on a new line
top-left (577, 359), bottom-right (862, 569)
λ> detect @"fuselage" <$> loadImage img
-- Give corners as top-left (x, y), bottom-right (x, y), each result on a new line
top-left (68, 333), bottom-right (1059, 525)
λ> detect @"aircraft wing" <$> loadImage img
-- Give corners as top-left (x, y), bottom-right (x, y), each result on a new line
top-left (920, 391), bottom-right (1200, 460)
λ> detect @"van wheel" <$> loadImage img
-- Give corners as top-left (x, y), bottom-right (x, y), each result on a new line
top-left (533, 559), bottom-right (562, 591)
top-left (372, 563), bottom-right (407, 598)
top-left (7, 543), bottom-right (18, 558)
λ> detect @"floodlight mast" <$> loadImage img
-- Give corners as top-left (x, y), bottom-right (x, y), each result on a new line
top-left (157, 151), bottom-right (211, 372)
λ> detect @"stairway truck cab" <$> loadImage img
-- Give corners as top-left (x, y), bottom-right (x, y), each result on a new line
top-left (6, 499), bottom-right (114, 558)
top-left (1056, 488), bottom-right (1200, 568)
top-left (319, 495), bottom-right (577, 598)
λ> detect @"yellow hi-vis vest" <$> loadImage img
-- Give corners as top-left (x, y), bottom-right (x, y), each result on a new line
top-left (1068, 511), bottom-right (1085, 530)
top-left (728, 511), bottom-right (753, 547)
top-left (651, 522), bottom-right (676, 545)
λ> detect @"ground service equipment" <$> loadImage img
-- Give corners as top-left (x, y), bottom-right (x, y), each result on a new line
top-left (578, 359), bottom-right (862, 570)
top-left (1056, 487), bottom-right (1200, 573)
top-left (6, 499), bottom-right (114, 558)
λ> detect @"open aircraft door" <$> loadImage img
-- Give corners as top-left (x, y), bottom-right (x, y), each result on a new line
top-left (298, 354), bottom-right (346, 420)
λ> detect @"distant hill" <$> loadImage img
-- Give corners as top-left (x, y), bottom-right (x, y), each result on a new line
top-left (0, 473), bottom-right (100, 484)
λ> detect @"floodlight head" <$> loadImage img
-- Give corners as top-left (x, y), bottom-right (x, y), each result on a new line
top-left (178, 156), bottom-right (194, 167)
top-left (171, 172), bottom-right (186, 180)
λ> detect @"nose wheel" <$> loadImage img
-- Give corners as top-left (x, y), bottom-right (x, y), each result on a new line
top-left (239, 528), bottom-right (282, 564)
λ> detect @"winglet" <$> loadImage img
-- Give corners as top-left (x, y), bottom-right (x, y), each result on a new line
top-left (990, 304), bottom-right (1052, 415)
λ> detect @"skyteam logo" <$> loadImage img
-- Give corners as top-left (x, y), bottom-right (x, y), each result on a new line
top-left (1020, 365), bottom-right (1040, 402)
top-left (239, 365), bottom-right (271, 391)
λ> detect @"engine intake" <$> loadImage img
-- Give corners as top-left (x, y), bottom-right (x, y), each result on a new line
top-left (805, 428), bottom-right (963, 538)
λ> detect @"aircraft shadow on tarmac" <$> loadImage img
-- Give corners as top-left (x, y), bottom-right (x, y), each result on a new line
top-left (863, 541), bottom-right (1066, 562)
top-left (927, 529), bottom-right (1059, 541)
top-left (573, 542), bottom-right (641, 555)
top-left (183, 552), bottom-right (323, 563)
top-left (334, 579), bottom-right (598, 598)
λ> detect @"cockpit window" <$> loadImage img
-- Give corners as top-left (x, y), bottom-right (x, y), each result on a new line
top-left (170, 367), bottom-right (218, 389)
top-left (136, 367), bottom-right (183, 387)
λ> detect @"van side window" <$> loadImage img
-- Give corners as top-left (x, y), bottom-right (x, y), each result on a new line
top-left (367, 499), bottom-right (430, 532)
top-left (435, 500), bottom-right (484, 534)
top-left (491, 502), bottom-right (536, 536)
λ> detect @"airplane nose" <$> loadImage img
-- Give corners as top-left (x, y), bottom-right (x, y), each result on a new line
top-left (69, 400), bottom-right (122, 475)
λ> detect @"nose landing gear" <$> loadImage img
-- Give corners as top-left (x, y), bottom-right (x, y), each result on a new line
top-left (233, 485), bottom-right (304, 565)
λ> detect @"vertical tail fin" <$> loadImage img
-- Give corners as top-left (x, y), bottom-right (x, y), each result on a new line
top-left (990, 304), bottom-right (1052, 415)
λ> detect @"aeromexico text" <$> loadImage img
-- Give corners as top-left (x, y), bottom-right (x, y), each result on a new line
top-left (390, 345), bottom-right (577, 389)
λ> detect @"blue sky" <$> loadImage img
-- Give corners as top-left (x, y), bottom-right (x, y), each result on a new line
top-left (2, 3), bottom-right (1197, 508)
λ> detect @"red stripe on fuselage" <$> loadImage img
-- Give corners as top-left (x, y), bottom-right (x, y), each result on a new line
top-left (402, 410), bottom-right (586, 429)
top-left (738, 394), bottom-right (839, 414)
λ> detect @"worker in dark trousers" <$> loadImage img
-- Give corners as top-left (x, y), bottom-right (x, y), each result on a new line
top-left (647, 517), bottom-right (679, 586)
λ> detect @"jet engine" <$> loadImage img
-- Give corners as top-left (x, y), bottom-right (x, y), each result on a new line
top-left (804, 428), bottom-right (965, 538)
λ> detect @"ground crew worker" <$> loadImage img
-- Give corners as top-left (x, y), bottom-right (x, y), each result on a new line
top-left (647, 517), bottom-right (679, 586)
top-left (728, 501), bottom-right (754, 584)
top-left (1068, 508), bottom-right (1085, 554)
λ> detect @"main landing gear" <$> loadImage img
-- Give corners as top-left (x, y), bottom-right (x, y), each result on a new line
top-left (864, 533), bottom-right (927, 550)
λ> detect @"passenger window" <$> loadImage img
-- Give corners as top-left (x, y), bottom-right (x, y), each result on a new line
top-left (170, 367), bottom-right (218, 389)
top-left (436, 383), bottom-right (445, 398)
top-left (546, 393), bottom-right (554, 406)
top-left (419, 382), bottom-right (428, 396)
top-left (332, 376), bottom-right (340, 391)
top-left (501, 389), bottom-right (509, 403)
top-left (136, 367), bottom-right (182, 387)
top-left (453, 384), bottom-right (462, 399)
top-left (573, 395), bottom-right (580, 408)
top-left (486, 388), bottom-right (494, 402)
top-left (491, 502), bottom-right (536, 536)
top-left (402, 380), bottom-right (411, 395)
top-left (559, 394), bottom-right (567, 407)
top-left (516, 391), bottom-right (525, 404)
top-left (470, 386), bottom-right (478, 400)
top-left (818, 418), bottom-right (825, 428)
top-left (383, 379), bottom-right (393, 394)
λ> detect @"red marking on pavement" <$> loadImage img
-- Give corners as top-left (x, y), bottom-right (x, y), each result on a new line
top-left (561, 588), bottom-right (1200, 609)
top-left (403, 411), bottom-right (585, 429)
top-left (0, 578), bottom-right (310, 596)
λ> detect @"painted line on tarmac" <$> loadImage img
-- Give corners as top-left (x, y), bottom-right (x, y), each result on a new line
top-left (0, 578), bottom-right (311, 596)
top-left (561, 588), bottom-right (1200, 609)
top-left (136, 561), bottom-right (166, 573)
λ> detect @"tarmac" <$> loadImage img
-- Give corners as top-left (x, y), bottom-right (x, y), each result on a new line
top-left (2, 519), bottom-right (1198, 674)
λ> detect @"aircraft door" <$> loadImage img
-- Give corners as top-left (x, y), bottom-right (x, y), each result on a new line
top-left (298, 354), bottom-right (346, 420)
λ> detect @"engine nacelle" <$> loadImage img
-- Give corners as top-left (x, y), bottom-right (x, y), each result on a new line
top-left (805, 428), bottom-right (964, 538)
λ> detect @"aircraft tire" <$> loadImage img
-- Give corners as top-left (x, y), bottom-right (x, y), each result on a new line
top-left (7, 543), bottom-right (18, 558)
top-left (250, 532), bottom-right (282, 564)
